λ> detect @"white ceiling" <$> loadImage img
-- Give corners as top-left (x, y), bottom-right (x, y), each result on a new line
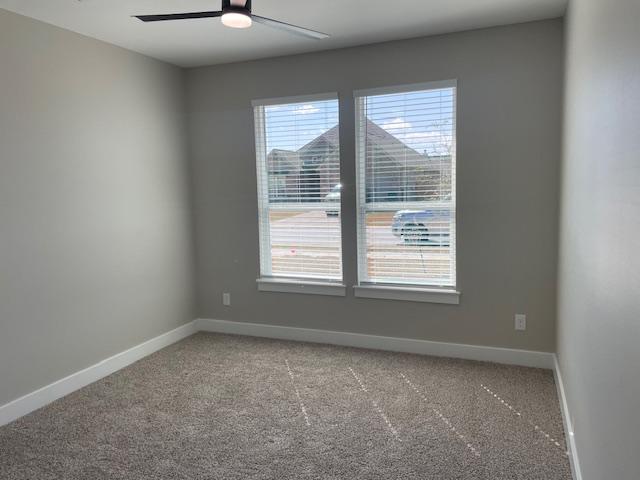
top-left (0, 0), bottom-right (567, 68)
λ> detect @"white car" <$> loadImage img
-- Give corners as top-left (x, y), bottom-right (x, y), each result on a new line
top-left (324, 183), bottom-right (341, 217)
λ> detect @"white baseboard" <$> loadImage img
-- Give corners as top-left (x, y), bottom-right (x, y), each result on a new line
top-left (0, 320), bottom-right (197, 427)
top-left (553, 355), bottom-right (583, 480)
top-left (0, 318), bottom-right (559, 430)
top-left (195, 318), bottom-right (555, 369)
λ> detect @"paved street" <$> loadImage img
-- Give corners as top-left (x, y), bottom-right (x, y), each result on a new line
top-left (268, 211), bottom-right (453, 282)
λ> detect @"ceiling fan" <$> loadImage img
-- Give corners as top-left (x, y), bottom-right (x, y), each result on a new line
top-left (134, 0), bottom-right (329, 40)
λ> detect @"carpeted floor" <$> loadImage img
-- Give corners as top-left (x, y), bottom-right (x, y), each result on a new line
top-left (0, 333), bottom-right (572, 479)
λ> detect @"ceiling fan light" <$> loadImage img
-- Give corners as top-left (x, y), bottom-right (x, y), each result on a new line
top-left (221, 12), bottom-right (252, 29)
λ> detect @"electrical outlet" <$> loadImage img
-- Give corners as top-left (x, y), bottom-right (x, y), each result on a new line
top-left (515, 314), bottom-right (526, 331)
top-left (223, 293), bottom-right (231, 306)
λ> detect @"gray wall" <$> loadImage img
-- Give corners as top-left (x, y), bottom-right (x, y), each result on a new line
top-left (188, 19), bottom-right (564, 352)
top-left (558, 1), bottom-right (640, 478)
top-left (0, 10), bottom-right (195, 406)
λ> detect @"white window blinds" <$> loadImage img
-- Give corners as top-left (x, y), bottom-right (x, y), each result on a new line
top-left (254, 94), bottom-right (342, 281)
top-left (355, 81), bottom-right (456, 287)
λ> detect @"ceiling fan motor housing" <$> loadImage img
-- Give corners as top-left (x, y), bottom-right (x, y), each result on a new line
top-left (223, 0), bottom-right (252, 15)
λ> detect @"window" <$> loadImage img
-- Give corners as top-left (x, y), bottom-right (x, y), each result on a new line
top-left (355, 81), bottom-right (457, 289)
top-left (253, 94), bottom-right (342, 284)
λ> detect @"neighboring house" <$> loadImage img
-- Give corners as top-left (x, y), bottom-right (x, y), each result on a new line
top-left (266, 119), bottom-right (451, 203)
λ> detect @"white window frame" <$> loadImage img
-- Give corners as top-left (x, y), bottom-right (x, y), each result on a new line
top-left (253, 92), bottom-right (346, 296)
top-left (354, 80), bottom-right (460, 304)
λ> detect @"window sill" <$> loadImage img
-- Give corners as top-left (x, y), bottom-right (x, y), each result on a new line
top-left (353, 284), bottom-right (460, 304)
top-left (257, 278), bottom-right (346, 297)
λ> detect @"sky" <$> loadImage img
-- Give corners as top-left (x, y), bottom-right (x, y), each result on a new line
top-left (263, 87), bottom-right (455, 156)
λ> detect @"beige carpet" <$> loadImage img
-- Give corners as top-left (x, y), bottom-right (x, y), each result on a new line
top-left (0, 333), bottom-right (572, 479)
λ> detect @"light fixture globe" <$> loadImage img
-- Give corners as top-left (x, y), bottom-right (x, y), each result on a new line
top-left (221, 10), bottom-right (252, 29)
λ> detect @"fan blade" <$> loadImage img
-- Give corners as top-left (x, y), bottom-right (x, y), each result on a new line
top-left (251, 15), bottom-right (329, 39)
top-left (135, 11), bottom-right (222, 22)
